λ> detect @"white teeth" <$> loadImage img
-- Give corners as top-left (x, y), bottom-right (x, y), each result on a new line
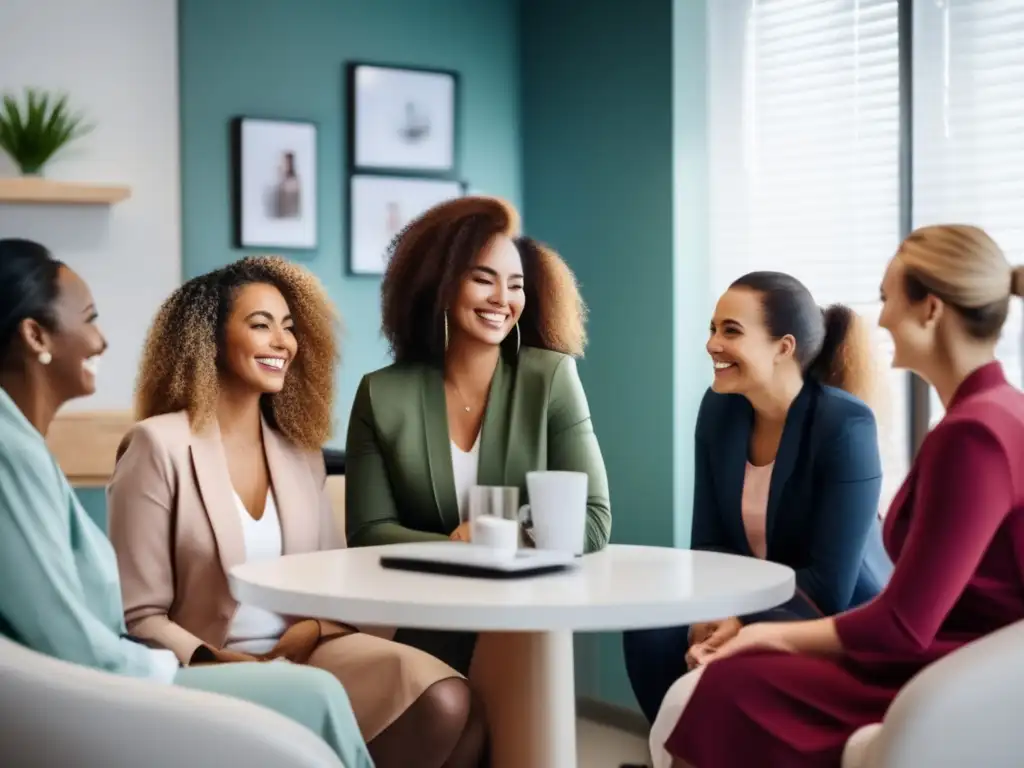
top-left (477, 311), bottom-right (506, 323)
top-left (256, 357), bottom-right (285, 370)
top-left (713, 361), bottom-right (734, 370)
top-left (82, 356), bottom-right (100, 376)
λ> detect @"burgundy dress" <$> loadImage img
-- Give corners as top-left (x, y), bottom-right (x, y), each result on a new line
top-left (667, 363), bottom-right (1024, 767)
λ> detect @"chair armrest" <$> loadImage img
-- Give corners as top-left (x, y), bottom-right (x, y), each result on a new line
top-left (0, 636), bottom-right (345, 768)
top-left (866, 619), bottom-right (1024, 767)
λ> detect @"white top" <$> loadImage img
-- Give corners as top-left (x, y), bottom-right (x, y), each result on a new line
top-left (224, 490), bottom-right (289, 654)
top-left (741, 461), bottom-right (774, 559)
top-left (229, 544), bottom-right (795, 633)
top-left (451, 435), bottom-right (480, 522)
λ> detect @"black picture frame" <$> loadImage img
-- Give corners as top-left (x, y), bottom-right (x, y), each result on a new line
top-left (231, 116), bottom-right (319, 251)
top-left (347, 173), bottom-right (467, 276)
top-left (346, 61), bottom-right (460, 178)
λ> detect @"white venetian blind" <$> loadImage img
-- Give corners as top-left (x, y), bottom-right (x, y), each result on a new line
top-left (913, 0), bottom-right (1024, 425)
top-left (707, 0), bottom-right (907, 511)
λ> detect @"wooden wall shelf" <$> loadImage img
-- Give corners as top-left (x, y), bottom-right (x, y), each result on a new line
top-left (0, 177), bottom-right (132, 205)
top-left (47, 410), bottom-right (135, 487)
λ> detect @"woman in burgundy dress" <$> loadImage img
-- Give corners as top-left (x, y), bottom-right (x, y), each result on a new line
top-left (651, 223), bottom-right (1024, 768)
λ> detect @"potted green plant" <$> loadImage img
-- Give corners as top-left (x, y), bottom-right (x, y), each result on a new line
top-left (0, 88), bottom-right (93, 176)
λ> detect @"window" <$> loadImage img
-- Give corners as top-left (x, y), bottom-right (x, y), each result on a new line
top-left (708, 0), bottom-right (907, 511)
top-left (913, 0), bottom-right (1024, 425)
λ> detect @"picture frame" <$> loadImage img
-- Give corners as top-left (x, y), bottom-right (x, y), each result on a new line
top-left (231, 117), bottom-right (318, 250)
top-left (348, 62), bottom-right (458, 176)
top-left (348, 174), bottom-right (466, 275)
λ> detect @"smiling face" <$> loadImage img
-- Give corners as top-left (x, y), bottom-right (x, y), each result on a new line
top-left (219, 282), bottom-right (297, 394)
top-left (449, 234), bottom-right (526, 348)
top-left (707, 287), bottom-right (796, 395)
top-left (878, 255), bottom-right (940, 377)
top-left (38, 266), bottom-right (108, 401)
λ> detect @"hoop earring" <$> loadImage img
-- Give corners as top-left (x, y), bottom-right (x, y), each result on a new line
top-left (515, 322), bottom-right (521, 355)
top-left (38, 351), bottom-right (52, 365)
top-left (444, 310), bottom-right (449, 352)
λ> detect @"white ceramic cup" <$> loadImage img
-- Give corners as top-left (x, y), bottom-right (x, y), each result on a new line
top-left (470, 515), bottom-right (519, 558)
top-left (518, 470), bottom-right (588, 555)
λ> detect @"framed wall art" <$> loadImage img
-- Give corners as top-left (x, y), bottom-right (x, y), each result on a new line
top-left (348, 63), bottom-right (458, 176)
top-left (232, 117), bottom-right (318, 250)
top-left (348, 173), bottom-right (465, 275)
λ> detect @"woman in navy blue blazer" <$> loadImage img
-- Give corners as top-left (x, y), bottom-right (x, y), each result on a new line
top-left (623, 271), bottom-right (893, 724)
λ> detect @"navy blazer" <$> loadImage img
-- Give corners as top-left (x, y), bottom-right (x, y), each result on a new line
top-left (691, 381), bottom-right (893, 619)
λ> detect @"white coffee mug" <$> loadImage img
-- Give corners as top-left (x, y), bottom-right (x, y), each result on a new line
top-left (518, 470), bottom-right (588, 555)
top-left (470, 515), bottom-right (519, 558)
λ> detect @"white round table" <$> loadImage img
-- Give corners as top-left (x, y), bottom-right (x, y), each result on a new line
top-left (230, 544), bottom-right (794, 768)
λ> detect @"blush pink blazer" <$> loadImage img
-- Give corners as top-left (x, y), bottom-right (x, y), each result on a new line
top-left (107, 411), bottom-right (340, 663)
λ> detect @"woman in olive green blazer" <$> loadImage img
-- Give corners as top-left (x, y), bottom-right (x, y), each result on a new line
top-left (347, 345), bottom-right (610, 551)
top-left (345, 196), bottom-right (611, 670)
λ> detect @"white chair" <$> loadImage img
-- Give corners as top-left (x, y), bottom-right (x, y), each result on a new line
top-left (842, 619), bottom-right (1024, 767)
top-left (0, 634), bottom-right (345, 768)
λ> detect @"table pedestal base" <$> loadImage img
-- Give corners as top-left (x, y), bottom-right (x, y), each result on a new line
top-left (470, 630), bottom-right (577, 768)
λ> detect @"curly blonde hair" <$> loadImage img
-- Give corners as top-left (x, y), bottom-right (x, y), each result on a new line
top-left (135, 256), bottom-right (339, 450)
top-left (381, 195), bottom-right (587, 363)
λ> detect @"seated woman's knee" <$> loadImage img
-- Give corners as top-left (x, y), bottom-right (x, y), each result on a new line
top-left (418, 677), bottom-right (473, 731)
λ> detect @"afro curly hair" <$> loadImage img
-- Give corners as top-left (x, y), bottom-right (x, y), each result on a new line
top-left (380, 195), bottom-right (587, 364)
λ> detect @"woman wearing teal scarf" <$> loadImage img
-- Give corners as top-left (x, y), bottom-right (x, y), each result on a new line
top-left (0, 239), bottom-right (372, 768)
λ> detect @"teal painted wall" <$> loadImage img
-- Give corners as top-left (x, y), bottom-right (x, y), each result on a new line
top-left (520, 0), bottom-right (710, 710)
top-left (76, 488), bottom-right (108, 532)
top-left (178, 0), bottom-right (522, 444)
top-left (520, 0), bottom-right (675, 709)
top-left (171, 0), bottom-right (711, 716)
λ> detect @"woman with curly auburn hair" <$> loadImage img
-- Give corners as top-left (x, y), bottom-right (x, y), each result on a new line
top-left (345, 195), bottom-right (611, 672)
top-left (108, 256), bottom-right (487, 768)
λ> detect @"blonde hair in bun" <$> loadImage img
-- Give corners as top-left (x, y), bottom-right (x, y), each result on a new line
top-left (1012, 265), bottom-right (1024, 297)
top-left (897, 224), bottom-right (1017, 340)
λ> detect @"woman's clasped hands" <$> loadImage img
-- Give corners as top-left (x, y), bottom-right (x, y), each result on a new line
top-left (686, 618), bottom-right (797, 669)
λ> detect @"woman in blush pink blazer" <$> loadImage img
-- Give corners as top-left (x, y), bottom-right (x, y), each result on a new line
top-left (108, 256), bottom-right (487, 768)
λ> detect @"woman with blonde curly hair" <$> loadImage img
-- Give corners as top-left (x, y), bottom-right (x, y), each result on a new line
top-left (345, 195), bottom-right (611, 672)
top-left (108, 256), bottom-right (487, 768)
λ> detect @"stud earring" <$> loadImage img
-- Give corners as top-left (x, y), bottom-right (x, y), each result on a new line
top-left (38, 351), bottom-right (52, 365)
top-left (444, 310), bottom-right (449, 351)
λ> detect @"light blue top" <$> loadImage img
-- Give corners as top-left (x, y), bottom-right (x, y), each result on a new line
top-left (0, 387), bottom-right (177, 680)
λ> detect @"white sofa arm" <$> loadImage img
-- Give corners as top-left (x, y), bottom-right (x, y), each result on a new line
top-left (844, 619), bottom-right (1024, 767)
top-left (0, 635), bottom-right (345, 768)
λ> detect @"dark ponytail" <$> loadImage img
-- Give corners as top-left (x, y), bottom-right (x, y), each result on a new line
top-left (730, 272), bottom-right (880, 409)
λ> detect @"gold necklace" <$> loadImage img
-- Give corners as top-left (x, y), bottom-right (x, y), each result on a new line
top-left (447, 379), bottom-right (472, 412)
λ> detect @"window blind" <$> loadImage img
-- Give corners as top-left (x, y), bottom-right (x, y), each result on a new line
top-left (913, 0), bottom-right (1024, 425)
top-left (708, 0), bottom-right (906, 510)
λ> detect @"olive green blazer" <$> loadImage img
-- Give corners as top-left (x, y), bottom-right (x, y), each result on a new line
top-left (345, 346), bottom-right (611, 554)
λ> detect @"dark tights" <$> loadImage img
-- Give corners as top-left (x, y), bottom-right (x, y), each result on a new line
top-left (622, 624), bottom-right (692, 724)
top-left (368, 677), bottom-right (488, 768)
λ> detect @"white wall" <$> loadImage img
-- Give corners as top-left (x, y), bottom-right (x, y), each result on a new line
top-left (0, 0), bottom-right (180, 410)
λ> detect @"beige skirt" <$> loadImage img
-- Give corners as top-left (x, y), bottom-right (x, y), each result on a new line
top-left (200, 619), bottom-right (462, 742)
top-left (307, 629), bottom-right (463, 741)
